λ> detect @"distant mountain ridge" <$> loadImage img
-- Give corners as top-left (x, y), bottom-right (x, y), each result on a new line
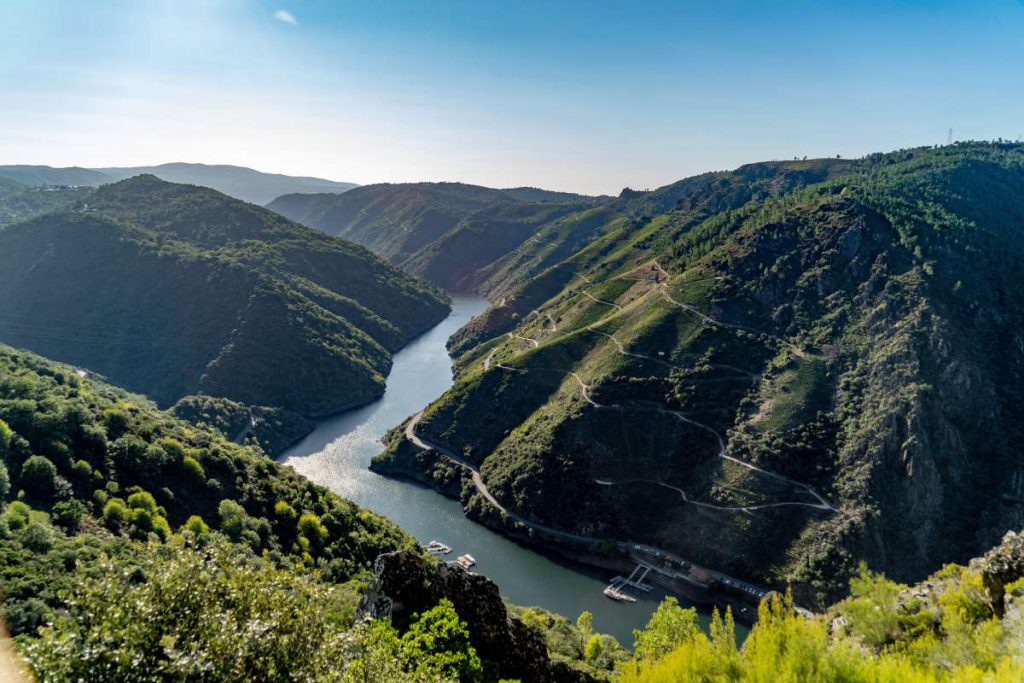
top-left (0, 162), bottom-right (358, 204)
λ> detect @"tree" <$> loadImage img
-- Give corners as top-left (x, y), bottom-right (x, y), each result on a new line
top-left (2, 500), bottom-right (31, 531)
top-left (102, 497), bottom-right (128, 531)
top-left (297, 512), bottom-right (329, 546)
top-left (631, 597), bottom-right (701, 663)
top-left (218, 499), bottom-right (248, 541)
top-left (182, 514), bottom-right (209, 537)
top-left (400, 599), bottom-right (483, 681)
top-left (21, 455), bottom-right (58, 499)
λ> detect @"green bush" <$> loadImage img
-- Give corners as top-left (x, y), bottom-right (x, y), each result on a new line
top-left (182, 455), bottom-right (205, 481)
top-left (218, 499), bottom-right (248, 541)
top-left (182, 515), bottom-right (209, 537)
top-left (21, 522), bottom-right (54, 553)
top-left (2, 500), bottom-right (31, 531)
top-left (21, 455), bottom-right (58, 499)
top-left (70, 459), bottom-right (93, 482)
top-left (51, 499), bottom-right (85, 533)
top-left (20, 540), bottom-right (362, 682)
top-left (102, 498), bottom-right (128, 530)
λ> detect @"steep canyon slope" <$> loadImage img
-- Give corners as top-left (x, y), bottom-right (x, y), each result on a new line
top-left (376, 144), bottom-right (1024, 607)
top-left (0, 175), bottom-right (449, 416)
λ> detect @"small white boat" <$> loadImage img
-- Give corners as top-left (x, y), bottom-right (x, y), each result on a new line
top-left (426, 540), bottom-right (452, 555)
top-left (603, 585), bottom-right (637, 602)
top-left (456, 554), bottom-right (476, 569)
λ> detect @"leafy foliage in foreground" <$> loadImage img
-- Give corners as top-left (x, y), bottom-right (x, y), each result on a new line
top-left (0, 344), bottom-right (415, 635)
top-left (21, 538), bottom-right (489, 682)
top-left (619, 545), bottom-right (1024, 682)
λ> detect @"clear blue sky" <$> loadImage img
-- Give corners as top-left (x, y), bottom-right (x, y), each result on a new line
top-left (2, 1), bottom-right (1022, 194)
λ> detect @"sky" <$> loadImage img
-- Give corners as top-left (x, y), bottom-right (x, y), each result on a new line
top-left (1, 1), bottom-right (1022, 195)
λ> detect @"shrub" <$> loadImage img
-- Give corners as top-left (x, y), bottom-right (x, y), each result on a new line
top-left (218, 500), bottom-right (248, 541)
top-left (21, 541), bottom-right (360, 682)
top-left (182, 515), bottom-right (209, 537)
top-left (52, 499), bottom-right (85, 533)
top-left (2, 500), bottom-right (32, 530)
top-left (298, 512), bottom-right (329, 546)
top-left (21, 455), bottom-right (58, 499)
top-left (70, 459), bottom-right (93, 482)
top-left (102, 408), bottom-right (130, 439)
top-left (127, 491), bottom-right (158, 514)
top-left (274, 500), bottom-right (297, 522)
top-left (182, 455), bottom-right (206, 481)
top-left (21, 521), bottom-right (54, 553)
top-left (102, 498), bottom-right (128, 530)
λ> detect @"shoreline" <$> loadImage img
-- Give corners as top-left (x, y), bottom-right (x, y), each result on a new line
top-left (370, 443), bottom-right (764, 626)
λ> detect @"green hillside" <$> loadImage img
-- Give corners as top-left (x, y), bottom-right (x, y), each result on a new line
top-left (268, 182), bottom-right (602, 289)
top-left (377, 143), bottom-right (1024, 608)
top-left (0, 179), bottom-right (92, 228)
top-left (5, 245), bottom-right (1024, 682)
top-left (0, 176), bottom-right (449, 416)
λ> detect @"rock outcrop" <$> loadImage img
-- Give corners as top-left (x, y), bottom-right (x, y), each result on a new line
top-left (360, 551), bottom-right (596, 683)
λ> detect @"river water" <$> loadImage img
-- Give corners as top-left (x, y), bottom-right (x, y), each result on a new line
top-left (281, 295), bottom-right (717, 645)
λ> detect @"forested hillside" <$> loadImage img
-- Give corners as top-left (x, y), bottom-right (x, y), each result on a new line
top-left (0, 180), bottom-right (92, 228)
top-left (268, 181), bottom-right (600, 289)
top-left (0, 345), bottom-right (556, 681)
top-left (0, 176), bottom-right (449, 416)
top-left (376, 143), bottom-right (1024, 608)
top-left (4, 343), bottom-right (1023, 682)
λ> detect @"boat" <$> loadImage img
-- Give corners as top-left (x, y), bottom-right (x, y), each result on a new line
top-left (426, 540), bottom-right (452, 555)
top-left (456, 554), bottom-right (476, 569)
top-left (603, 584), bottom-right (637, 602)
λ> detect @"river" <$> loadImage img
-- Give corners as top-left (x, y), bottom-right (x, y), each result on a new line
top-left (281, 295), bottom-right (720, 646)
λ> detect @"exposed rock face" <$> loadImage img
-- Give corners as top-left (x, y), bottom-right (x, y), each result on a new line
top-left (972, 530), bottom-right (1024, 617)
top-left (360, 551), bottom-right (596, 683)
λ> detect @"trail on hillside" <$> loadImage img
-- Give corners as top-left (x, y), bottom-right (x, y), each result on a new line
top-left (468, 259), bottom-right (834, 513)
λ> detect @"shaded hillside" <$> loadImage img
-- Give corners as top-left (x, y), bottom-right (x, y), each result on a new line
top-left (403, 200), bottom-right (601, 291)
top-left (268, 182), bottom-right (601, 288)
top-left (378, 143), bottom-right (1024, 608)
top-left (0, 176), bottom-right (448, 416)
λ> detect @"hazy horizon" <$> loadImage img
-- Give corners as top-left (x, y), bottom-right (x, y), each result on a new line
top-left (3, 1), bottom-right (1023, 194)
